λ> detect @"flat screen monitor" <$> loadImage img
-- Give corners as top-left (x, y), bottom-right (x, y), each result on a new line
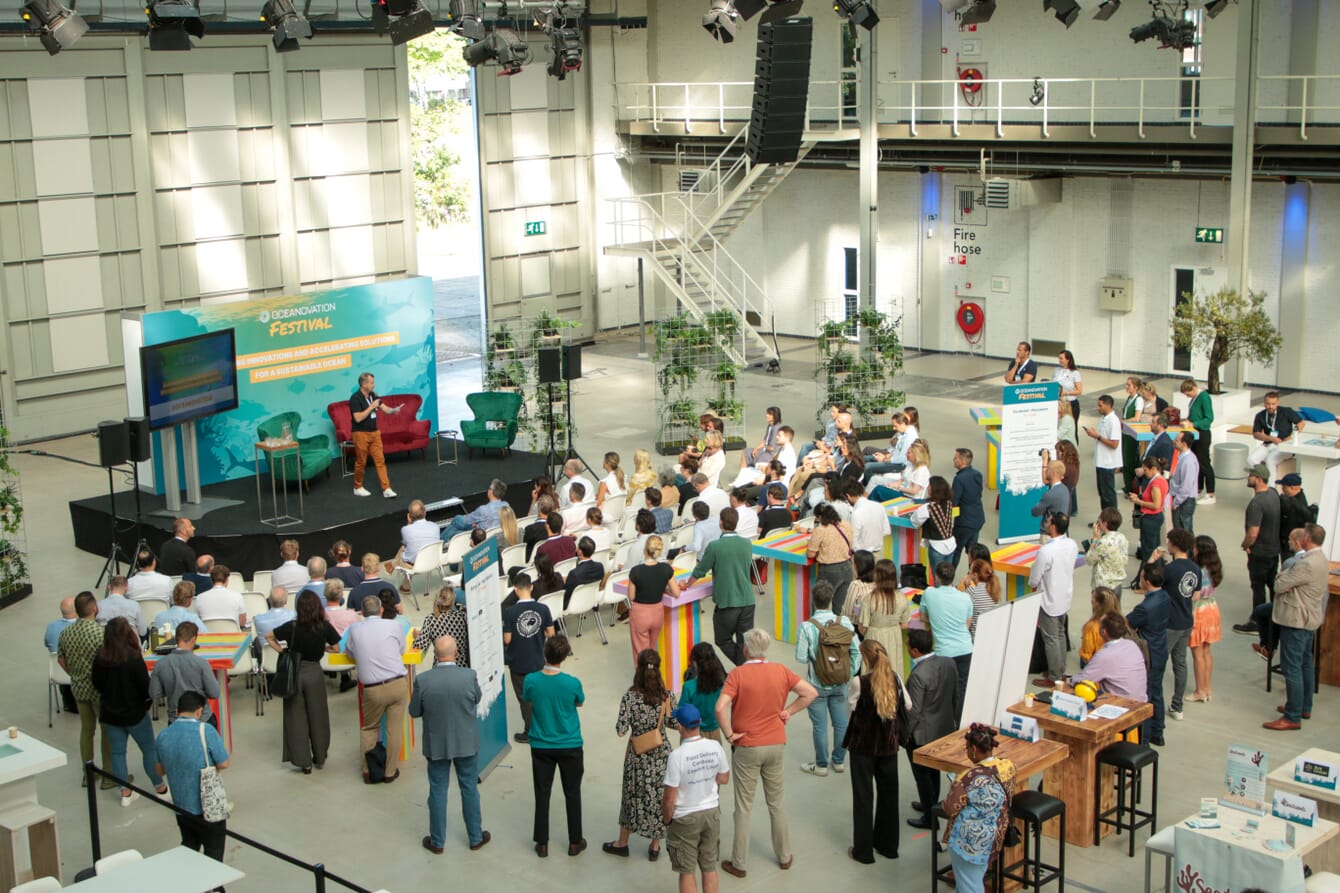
top-left (140, 329), bottom-right (240, 431)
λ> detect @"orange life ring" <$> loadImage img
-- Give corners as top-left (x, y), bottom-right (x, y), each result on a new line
top-left (957, 302), bottom-right (985, 336)
top-left (959, 68), bottom-right (984, 94)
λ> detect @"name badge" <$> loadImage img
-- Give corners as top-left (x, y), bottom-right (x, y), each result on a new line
top-left (1294, 757), bottom-right (1339, 791)
top-left (1049, 691), bottom-right (1088, 722)
top-left (997, 710), bottom-right (1040, 743)
top-left (1272, 791), bottom-right (1318, 827)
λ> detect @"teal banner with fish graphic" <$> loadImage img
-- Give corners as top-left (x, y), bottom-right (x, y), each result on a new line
top-left (142, 276), bottom-right (438, 492)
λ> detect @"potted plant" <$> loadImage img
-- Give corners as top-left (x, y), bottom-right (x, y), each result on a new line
top-left (826, 350), bottom-right (855, 378)
top-left (704, 309), bottom-right (740, 344)
top-left (707, 397), bottom-right (744, 421)
top-left (0, 425), bottom-right (30, 605)
top-left (668, 398), bottom-right (698, 426)
top-left (489, 325), bottom-right (517, 355)
top-left (528, 309), bottom-right (578, 350)
top-left (819, 318), bottom-right (849, 354)
top-left (1171, 287), bottom-right (1283, 395)
top-left (712, 360), bottom-right (738, 385)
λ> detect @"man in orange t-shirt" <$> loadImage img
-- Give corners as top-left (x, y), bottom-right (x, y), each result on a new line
top-left (714, 628), bottom-right (817, 878)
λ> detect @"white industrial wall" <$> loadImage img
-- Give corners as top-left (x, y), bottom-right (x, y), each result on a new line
top-left (0, 36), bottom-right (416, 442)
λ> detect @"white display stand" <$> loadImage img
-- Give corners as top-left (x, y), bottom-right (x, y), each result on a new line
top-left (1318, 464), bottom-right (1340, 563)
top-left (960, 596), bottom-right (1042, 729)
top-left (0, 730), bottom-right (67, 889)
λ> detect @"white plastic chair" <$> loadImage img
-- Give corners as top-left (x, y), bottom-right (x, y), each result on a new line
top-left (257, 643), bottom-right (281, 715)
top-left (517, 514), bottom-right (538, 529)
top-left (668, 525), bottom-right (696, 552)
top-left (226, 572), bottom-right (245, 592)
top-left (136, 598), bottom-right (171, 623)
top-left (402, 540), bottom-right (444, 612)
top-left (442, 531), bottom-right (473, 572)
top-left (251, 569), bottom-right (273, 593)
top-left (671, 550), bottom-right (698, 570)
top-left (500, 542), bottom-right (529, 572)
top-left (11, 877), bottom-right (61, 893)
top-left (582, 525), bottom-right (613, 553)
top-left (202, 617), bottom-right (242, 634)
top-left (599, 570), bottom-right (630, 627)
top-left (1143, 825), bottom-right (1174, 893)
top-left (601, 492), bottom-right (627, 523)
top-left (1306, 873), bottom-right (1340, 893)
top-left (241, 592), bottom-right (269, 629)
top-left (554, 557), bottom-right (579, 577)
top-left (483, 526), bottom-right (501, 541)
top-left (564, 581), bottom-right (606, 644)
top-left (615, 511), bottom-right (640, 544)
top-left (95, 849), bottom-right (144, 874)
top-left (537, 592), bottom-right (567, 636)
top-left (48, 652), bottom-right (71, 727)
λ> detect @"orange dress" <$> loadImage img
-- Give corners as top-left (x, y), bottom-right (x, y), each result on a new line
top-left (1189, 581), bottom-right (1222, 647)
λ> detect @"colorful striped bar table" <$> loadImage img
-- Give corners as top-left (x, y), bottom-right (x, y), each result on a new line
top-left (971, 405), bottom-right (1003, 491)
top-left (328, 631), bottom-right (422, 762)
top-left (147, 631), bottom-right (252, 751)
top-left (991, 542), bottom-right (1088, 602)
top-left (752, 529), bottom-right (814, 644)
top-left (882, 495), bottom-right (926, 567)
top-left (614, 570), bottom-right (714, 692)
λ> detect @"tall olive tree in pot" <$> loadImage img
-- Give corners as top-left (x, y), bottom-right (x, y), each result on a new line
top-left (1171, 287), bottom-right (1282, 395)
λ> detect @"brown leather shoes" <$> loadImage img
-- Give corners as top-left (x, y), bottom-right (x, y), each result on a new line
top-left (1263, 717), bottom-right (1302, 731)
top-left (470, 831), bottom-right (491, 851)
top-left (422, 836), bottom-right (443, 855)
top-left (568, 839), bottom-right (587, 857)
top-left (721, 860), bottom-right (746, 878)
top-left (535, 843), bottom-right (548, 858)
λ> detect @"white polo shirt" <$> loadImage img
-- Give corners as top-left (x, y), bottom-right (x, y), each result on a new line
top-left (1095, 412), bottom-right (1123, 470)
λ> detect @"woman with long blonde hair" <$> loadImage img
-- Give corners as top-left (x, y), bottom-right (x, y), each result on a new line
top-left (627, 448), bottom-right (657, 498)
top-left (596, 451), bottom-right (627, 507)
top-left (497, 505), bottom-right (520, 547)
top-left (870, 440), bottom-right (931, 502)
top-left (844, 638), bottom-right (904, 863)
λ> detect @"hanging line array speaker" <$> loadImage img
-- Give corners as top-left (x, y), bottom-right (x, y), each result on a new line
top-left (746, 16), bottom-right (813, 165)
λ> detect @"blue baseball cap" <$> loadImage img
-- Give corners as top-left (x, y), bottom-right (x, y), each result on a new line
top-left (673, 703), bottom-right (702, 728)
top-left (1277, 473), bottom-right (1302, 487)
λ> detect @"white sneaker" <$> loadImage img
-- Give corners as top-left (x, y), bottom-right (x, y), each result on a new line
top-left (800, 762), bottom-right (828, 777)
top-left (1197, 494), bottom-right (1216, 505)
top-left (353, 487), bottom-right (371, 497)
top-left (1168, 710), bottom-right (1184, 721)
top-left (832, 762), bottom-right (846, 774)
top-left (383, 488), bottom-right (398, 498)
top-left (120, 790), bottom-right (139, 807)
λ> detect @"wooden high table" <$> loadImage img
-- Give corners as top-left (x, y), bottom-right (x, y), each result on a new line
top-left (1322, 564), bottom-right (1340, 687)
top-left (1267, 746), bottom-right (1340, 872)
top-left (914, 730), bottom-right (1069, 891)
top-left (1004, 694), bottom-right (1154, 847)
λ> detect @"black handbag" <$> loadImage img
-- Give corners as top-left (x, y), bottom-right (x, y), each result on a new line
top-left (899, 562), bottom-right (929, 591)
top-left (893, 674), bottom-right (915, 749)
top-left (271, 649), bottom-right (301, 699)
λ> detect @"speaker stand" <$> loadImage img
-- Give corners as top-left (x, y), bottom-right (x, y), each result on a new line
top-left (95, 467), bottom-right (132, 589)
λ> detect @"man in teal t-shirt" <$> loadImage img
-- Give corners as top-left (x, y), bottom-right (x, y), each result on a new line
top-left (919, 561), bottom-right (974, 722)
top-left (521, 634), bottom-right (586, 857)
top-left (685, 507), bottom-right (756, 666)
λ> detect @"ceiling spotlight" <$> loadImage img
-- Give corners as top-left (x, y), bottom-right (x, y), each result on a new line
top-left (371, 0), bottom-right (434, 45)
top-left (1093, 0), bottom-right (1120, 19)
top-left (145, 0), bottom-right (204, 51)
top-left (260, 0), bottom-right (312, 52)
top-left (462, 27), bottom-right (531, 75)
top-left (702, 0), bottom-right (739, 42)
top-left (1130, 11), bottom-right (1196, 48)
top-left (20, 0), bottom-right (87, 54)
top-left (1029, 77), bottom-right (1045, 106)
top-left (834, 0), bottom-right (878, 30)
top-left (1043, 0), bottom-right (1080, 27)
top-left (448, 0), bottom-right (484, 40)
top-left (1204, 0), bottom-right (1230, 18)
top-left (959, 0), bottom-right (996, 25)
top-left (534, 6), bottom-right (581, 80)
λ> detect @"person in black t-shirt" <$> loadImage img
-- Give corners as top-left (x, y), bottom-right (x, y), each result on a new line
top-left (1149, 529), bottom-right (1200, 722)
top-left (758, 484), bottom-right (793, 538)
top-left (502, 574), bottom-right (556, 744)
top-left (349, 372), bottom-right (400, 499)
top-left (1248, 391), bottom-right (1304, 484)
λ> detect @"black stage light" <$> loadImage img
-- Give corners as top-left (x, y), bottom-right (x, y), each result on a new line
top-left (702, 0), bottom-right (739, 42)
top-left (734, 0), bottom-right (767, 18)
top-left (834, 0), bottom-right (877, 30)
top-left (1130, 13), bottom-right (1196, 48)
top-left (20, 0), bottom-right (87, 54)
top-left (1093, 0), bottom-right (1120, 20)
top-left (371, 0), bottom-right (434, 45)
top-left (260, 0), bottom-right (312, 52)
top-left (462, 27), bottom-right (531, 75)
top-left (145, 0), bottom-right (204, 51)
top-left (1043, 0), bottom-right (1080, 27)
top-left (959, 0), bottom-right (996, 26)
top-left (1204, 0), bottom-right (1230, 18)
top-left (534, 6), bottom-right (582, 79)
top-left (448, 0), bottom-right (484, 40)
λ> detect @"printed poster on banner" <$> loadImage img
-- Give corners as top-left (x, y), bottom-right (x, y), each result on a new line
top-left (1223, 742), bottom-right (1269, 814)
top-left (462, 538), bottom-right (509, 779)
top-left (998, 381), bottom-right (1061, 543)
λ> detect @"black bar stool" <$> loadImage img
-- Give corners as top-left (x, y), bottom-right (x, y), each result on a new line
top-left (1002, 790), bottom-right (1066, 891)
top-left (931, 804), bottom-right (1006, 891)
top-left (1095, 741), bottom-right (1159, 857)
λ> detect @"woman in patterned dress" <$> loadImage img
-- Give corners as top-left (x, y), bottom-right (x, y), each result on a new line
top-left (413, 585), bottom-right (470, 667)
top-left (941, 723), bottom-right (1015, 893)
top-left (602, 649), bottom-right (678, 861)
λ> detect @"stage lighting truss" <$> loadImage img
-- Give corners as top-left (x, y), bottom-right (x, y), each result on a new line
top-left (448, 0), bottom-right (485, 40)
top-left (1042, 0), bottom-right (1079, 28)
top-left (833, 0), bottom-right (877, 30)
top-left (702, 0), bottom-right (739, 43)
top-left (145, 0), bottom-right (204, 50)
top-left (534, 5), bottom-right (582, 80)
top-left (20, 0), bottom-right (88, 54)
top-left (370, 0), bottom-right (434, 45)
top-left (1129, 0), bottom-right (1196, 49)
top-left (462, 26), bottom-right (531, 75)
top-left (958, 0), bottom-right (995, 26)
top-left (260, 0), bottom-right (312, 52)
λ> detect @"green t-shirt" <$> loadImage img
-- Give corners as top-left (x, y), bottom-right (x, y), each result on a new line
top-left (522, 670), bottom-right (584, 749)
top-left (693, 533), bottom-right (755, 608)
top-left (680, 677), bottom-right (721, 731)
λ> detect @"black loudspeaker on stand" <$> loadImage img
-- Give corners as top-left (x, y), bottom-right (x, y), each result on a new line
top-left (94, 417), bottom-right (152, 588)
top-left (537, 345), bottom-right (591, 482)
top-left (746, 16), bottom-right (813, 165)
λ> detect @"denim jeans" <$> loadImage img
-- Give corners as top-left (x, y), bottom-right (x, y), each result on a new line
top-left (1171, 499), bottom-right (1195, 534)
top-left (441, 515), bottom-right (474, 540)
top-left (950, 849), bottom-right (990, 893)
top-left (807, 685), bottom-right (850, 767)
top-left (1135, 512), bottom-right (1164, 562)
top-left (105, 714), bottom-right (164, 789)
top-left (1166, 627), bottom-right (1191, 713)
top-left (1144, 641), bottom-right (1168, 739)
top-left (1278, 625), bottom-right (1315, 723)
top-left (951, 524), bottom-right (981, 569)
top-left (427, 754), bottom-right (483, 848)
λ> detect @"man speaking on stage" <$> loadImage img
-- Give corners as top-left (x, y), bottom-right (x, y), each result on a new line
top-left (350, 372), bottom-right (399, 499)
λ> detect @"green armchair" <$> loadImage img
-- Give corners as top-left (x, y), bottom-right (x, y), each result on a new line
top-left (461, 392), bottom-right (523, 457)
top-left (257, 412), bottom-right (333, 485)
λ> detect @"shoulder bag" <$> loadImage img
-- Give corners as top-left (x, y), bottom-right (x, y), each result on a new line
top-left (630, 696), bottom-right (671, 755)
top-left (893, 673), bottom-right (915, 749)
top-left (270, 642), bottom-right (301, 700)
top-left (198, 722), bottom-right (230, 823)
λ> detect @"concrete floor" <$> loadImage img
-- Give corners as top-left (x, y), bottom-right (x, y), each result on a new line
top-left (6, 335), bottom-right (1340, 891)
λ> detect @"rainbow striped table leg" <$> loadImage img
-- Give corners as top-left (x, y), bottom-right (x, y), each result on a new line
top-left (769, 558), bottom-right (813, 644)
top-left (985, 428), bottom-right (1002, 491)
top-left (887, 527), bottom-right (921, 567)
top-left (659, 601), bottom-right (703, 693)
top-left (1002, 571), bottom-right (1029, 602)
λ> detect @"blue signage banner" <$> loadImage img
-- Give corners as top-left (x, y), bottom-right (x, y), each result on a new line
top-left (998, 381), bottom-right (1062, 543)
top-left (461, 538), bottom-right (509, 779)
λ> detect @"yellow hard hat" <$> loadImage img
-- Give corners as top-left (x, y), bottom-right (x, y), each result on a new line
top-left (1073, 680), bottom-right (1099, 703)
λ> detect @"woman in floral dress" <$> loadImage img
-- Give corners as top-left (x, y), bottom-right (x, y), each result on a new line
top-left (602, 649), bottom-right (678, 860)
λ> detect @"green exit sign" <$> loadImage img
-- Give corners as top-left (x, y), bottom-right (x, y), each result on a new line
top-left (525, 221), bottom-right (546, 237)
top-left (1195, 227), bottom-right (1224, 244)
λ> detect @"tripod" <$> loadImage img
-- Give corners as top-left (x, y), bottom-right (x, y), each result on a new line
top-left (96, 465), bottom-right (133, 589)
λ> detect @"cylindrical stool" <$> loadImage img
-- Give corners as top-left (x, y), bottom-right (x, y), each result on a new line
top-left (1212, 441), bottom-right (1248, 481)
top-left (1003, 790), bottom-right (1066, 891)
top-left (1095, 741), bottom-right (1159, 857)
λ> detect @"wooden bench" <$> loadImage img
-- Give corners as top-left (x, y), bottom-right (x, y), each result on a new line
top-left (0, 801), bottom-right (60, 889)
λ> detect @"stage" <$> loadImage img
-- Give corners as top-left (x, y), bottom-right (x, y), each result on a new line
top-left (69, 444), bottom-right (548, 580)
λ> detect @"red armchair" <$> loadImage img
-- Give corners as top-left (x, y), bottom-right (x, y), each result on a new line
top-left (327, 394), bottom-right (432, 468)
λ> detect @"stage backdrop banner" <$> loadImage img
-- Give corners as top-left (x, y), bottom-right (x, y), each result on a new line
top-left (462, 537), bottom-right (509, 779)
top-left (998, 381), bottom-right (1061, 544)
top-left (140, 277), bottom-right (438, 493)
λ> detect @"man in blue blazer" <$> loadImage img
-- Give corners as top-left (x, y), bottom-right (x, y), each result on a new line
top-left (409, 635), bottom-right (491, 854)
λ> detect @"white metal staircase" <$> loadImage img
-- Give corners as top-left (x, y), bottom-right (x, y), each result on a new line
top-left (605, 130), bottom-right (814, 367)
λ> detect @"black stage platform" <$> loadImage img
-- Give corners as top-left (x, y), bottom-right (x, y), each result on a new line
top-left (70, 445), bottom-right (547, 580)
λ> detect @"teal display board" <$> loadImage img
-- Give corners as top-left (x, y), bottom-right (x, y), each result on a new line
top-left (462, 538), bottom-right (509, 779)
top-left (998, 381), bottom-right (1062, 544)
top-left (141, 277), bottom-right (438, 492)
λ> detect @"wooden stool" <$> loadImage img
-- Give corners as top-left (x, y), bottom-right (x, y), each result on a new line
top-left (0, 803), bottom-right (61, 890)
top-left (1002, 790), bottom-right (1066, 891)
top-left (1095, 741), bottom-right (1158, 857)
